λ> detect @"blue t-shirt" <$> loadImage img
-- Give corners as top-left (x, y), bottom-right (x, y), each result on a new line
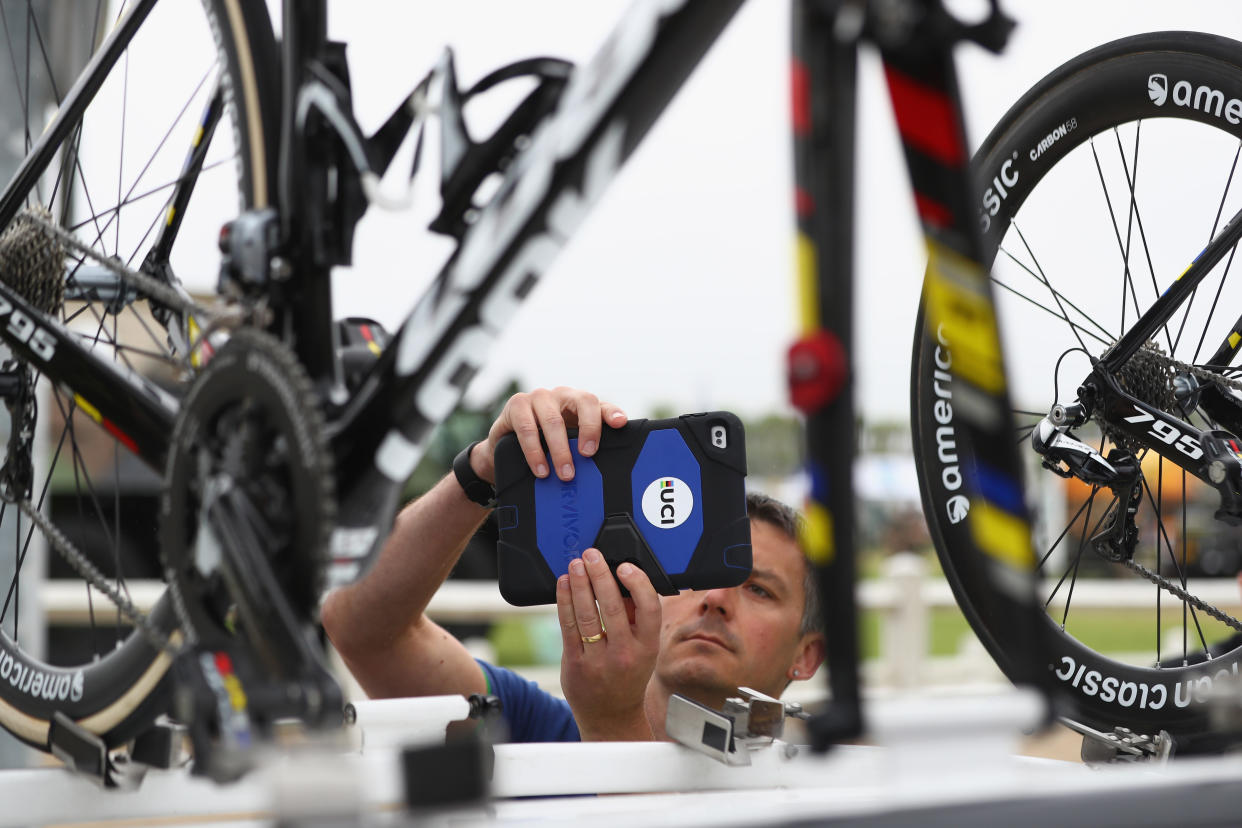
top-left (478, 660), bottom-right (580, 742)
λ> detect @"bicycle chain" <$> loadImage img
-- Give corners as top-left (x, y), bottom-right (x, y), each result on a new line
top-left (16, 210), bottom-right (210, 322)
top-left (15, 499), bottom-right (184, 656)
top-left (1123, 557), bottom-right (1242, 634)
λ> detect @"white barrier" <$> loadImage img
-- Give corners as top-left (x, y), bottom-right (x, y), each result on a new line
top-left (35, 558), bottom-right (1242, 697)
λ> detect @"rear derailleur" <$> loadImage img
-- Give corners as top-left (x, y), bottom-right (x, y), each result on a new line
top-left (1030, 409), bottom-right (1141, 563)
top-left (1033, 389), bottom-right (1242, 564)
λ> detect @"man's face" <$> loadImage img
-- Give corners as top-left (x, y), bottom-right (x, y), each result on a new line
top-left (653, 518), bottom-right (821, 701)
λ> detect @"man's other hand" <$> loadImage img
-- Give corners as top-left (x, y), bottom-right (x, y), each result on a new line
top-left (471, 387), bottom-right (627, 485)
top-left (557, 547), bottom-right (661, 741)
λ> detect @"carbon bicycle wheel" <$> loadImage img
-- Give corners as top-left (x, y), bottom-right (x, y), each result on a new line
top-left (0, 0), bottom-right (276, 754)
top-left (913, 31), bottom-right (1242, 751)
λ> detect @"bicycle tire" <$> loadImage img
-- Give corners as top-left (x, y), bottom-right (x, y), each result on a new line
top-left (913, 31), bottom-right (1242, 751)
top-left (0, 0), bottom-right (277, 754)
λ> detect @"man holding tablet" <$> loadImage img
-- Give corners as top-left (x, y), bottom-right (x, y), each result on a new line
top-left (321, 386), bottom-right (825, 742)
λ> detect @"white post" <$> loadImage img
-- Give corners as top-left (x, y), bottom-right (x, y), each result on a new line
top-left (882, 552), bottom-right (927, 690)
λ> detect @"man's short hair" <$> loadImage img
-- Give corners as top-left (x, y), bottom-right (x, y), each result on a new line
top-left (745, 491), bottom-right (823, 637)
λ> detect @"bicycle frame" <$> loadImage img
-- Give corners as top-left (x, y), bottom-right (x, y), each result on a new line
top-left (0, 0), bottom-right (1053, 747)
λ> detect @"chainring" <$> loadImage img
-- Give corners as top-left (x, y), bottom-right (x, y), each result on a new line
top-left (160, 329), bottom-right (334, 647)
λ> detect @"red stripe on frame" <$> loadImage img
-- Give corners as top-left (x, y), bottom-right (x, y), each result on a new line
top-left (883, 65), bottom-right (966, 165)
top-left (102, 420), bottom-right (139, 455)
top-left (795, 188), bottom-right (814, 216)
top-left (791, 59), bottom-right (810, 134)
top-left (914, 192), bottom-right (953, 228)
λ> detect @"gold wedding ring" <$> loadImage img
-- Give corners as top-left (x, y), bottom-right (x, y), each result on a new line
top-left (580, 632), bottom-right (605, 644)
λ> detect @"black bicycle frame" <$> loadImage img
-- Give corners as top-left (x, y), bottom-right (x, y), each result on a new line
top-left (323, 2), bottom-right (751, 576)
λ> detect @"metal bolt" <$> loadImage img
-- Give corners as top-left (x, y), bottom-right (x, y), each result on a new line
top-left (1210, 460), bottom-right (1227, 485)
top-left (270, 257), bottom-right (292, 282)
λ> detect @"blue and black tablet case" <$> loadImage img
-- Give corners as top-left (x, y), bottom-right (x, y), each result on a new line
top-left (493, 412), bottom-right (751, 606)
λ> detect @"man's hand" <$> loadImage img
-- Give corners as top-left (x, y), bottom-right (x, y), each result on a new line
top-left (556, 547), bottom-right (661, 741)
top-left (323, 385), bottom-right (625, 704)
top-left (469, 387), bottom-right (627, 485)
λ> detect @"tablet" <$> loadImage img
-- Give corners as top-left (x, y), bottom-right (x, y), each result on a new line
top-left (492, 412), bottom-right (751, 606)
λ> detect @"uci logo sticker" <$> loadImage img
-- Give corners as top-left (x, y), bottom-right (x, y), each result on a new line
top-left (641, 476), bottom-right (694, 529)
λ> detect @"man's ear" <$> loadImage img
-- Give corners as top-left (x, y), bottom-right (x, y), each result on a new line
top-left (789, 633), bottom-right (826, 681)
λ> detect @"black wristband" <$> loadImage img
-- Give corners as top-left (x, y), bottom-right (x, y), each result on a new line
top-left (453, 441), bottom-right (496, 508)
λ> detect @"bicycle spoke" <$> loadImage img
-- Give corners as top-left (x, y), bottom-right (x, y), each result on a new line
top-left (1138, 473), bottom-right (1210, 653)
top-left (1191, 243), bottom-right (1240, 367)
top-left (67, 157), bottom-right (231, 237)
top-left (991, 268), bottom-right (1113, 348)
top-left (0, 7), bottom-right (30, 154)
top-left (1177, 144), bottom-right (1241, 357)
top-left (117, 49), bottom-right (129, 263)
top-left (1037, 485), bottom-right (1102, 572)
top-left (1155, 461), bottom-right (1163, 664)
top-left (1002, 223), bottom-right (1095, 354)
top-left (1111, 123), bottom-right (1174, 355)
top-left (1046, 493), bottom-right (1110, 612)
top-left (1181, 468), bottom-right (1189, 665)
top-left (1090, 133), bottom-right (1166, 353)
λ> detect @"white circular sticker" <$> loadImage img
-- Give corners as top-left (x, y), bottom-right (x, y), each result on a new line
top-left (641, 476), bottom-right (694, 529)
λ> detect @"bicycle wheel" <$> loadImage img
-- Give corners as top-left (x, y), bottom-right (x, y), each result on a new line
top-left (0, 0), bottom-right (276, 755)
top-left (913, 31), bottom-right (1242, 750)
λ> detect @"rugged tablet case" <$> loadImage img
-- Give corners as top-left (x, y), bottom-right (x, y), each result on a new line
top-left (493, 412), bottom-right (751, 606)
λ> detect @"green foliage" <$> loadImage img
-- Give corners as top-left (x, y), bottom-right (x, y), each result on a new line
top-left (743, 413), bottom-right (803, 476)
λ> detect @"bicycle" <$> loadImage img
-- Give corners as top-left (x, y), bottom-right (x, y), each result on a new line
top-left (0, 0), bottom-right (1049, 783)
top-left (914, 16), bottom-right (1242, 753)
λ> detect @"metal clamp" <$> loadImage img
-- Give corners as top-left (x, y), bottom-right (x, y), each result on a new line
top-left (666, 688), bottom-right (804, 766)
top-left (1064, 718), bottom-right (1174, 766)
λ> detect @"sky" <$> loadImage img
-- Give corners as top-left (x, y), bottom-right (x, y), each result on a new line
top-left (318, 1), bottom-right (1242, 424)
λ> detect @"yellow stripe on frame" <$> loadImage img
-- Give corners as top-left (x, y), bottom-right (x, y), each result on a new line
top-left (799, 500), bottom-right (834, 565)
top-left (1230, 331), bottom-right (1241, 350)
top-left (970, 500), bottom-right (1035, 572)
top-left (73, 394), bottom-right (102, 424)
top-left (796, 233), bottom-right (818, 335)
top-left (188, 316), bottom-right (206, 369)
top-left (923, 239), bottom-right (1005, 394)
